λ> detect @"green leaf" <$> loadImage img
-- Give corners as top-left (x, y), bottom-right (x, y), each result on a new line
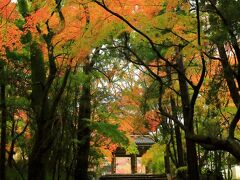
top-left (91, 121), bottom-right (129, 147)
top-left (125, 142), bottom-right (139, 155)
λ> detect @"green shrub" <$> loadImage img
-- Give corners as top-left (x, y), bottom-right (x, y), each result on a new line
top-left (175, 166), bottom-right (187, 180)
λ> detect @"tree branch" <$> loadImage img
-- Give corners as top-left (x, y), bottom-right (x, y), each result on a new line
top-left (93, 0), bottom-right (196, 89)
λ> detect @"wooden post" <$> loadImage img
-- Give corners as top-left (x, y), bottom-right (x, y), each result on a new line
top-left (145, 165), bottom-right (150, 174)
top-left (111, 154), bottom-right (116, 174)
top-left (131, 154), bottom-right (137, 174)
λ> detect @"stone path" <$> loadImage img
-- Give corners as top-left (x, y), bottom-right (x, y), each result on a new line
top-left (99, 174), bottom-right (167, 180)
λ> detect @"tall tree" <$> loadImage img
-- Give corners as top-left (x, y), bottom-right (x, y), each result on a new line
top-left (74, 57), bottom-right (93, 180)
top-left (93, 1), bottom-right (204, 178)
top-left (0, 62), bottom-right (7, 180)
top-left (16, 1), bottom-right (71, 179)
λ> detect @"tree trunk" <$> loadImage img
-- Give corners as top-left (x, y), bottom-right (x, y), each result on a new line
top-left (28, 42), bottom-right (50, 180)
top-left (165, 144), bottom-right (172, 180)
top-left (170, 96), bottom-right (185, 167)
top-left (0, 64), bottom-right (7, 180)
top-left (217, 44), bottom-right (240, 107)
top-left (75, 125), bottom-right (91, 180)
top-left (28, 40), bottom-right (69, 179)
top-left (28, 124), bottom-right (53, 180)
top-left (185, 136), bottom-right (199, 179)
top-left (111, 153), bottom-right (116, 174)
top-left (177, 48), bottom-right (199, 180)
top-left (74, 60), bottom-right (93, 180)
top-left (175, 125), bottom-right (185, 167)
top-left (8, 115), bottom-right (16, 168)
top-left (26, 2), bottom-right (67, 177)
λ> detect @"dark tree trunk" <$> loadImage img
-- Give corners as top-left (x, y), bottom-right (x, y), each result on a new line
top-left (0, 65), bottom-right (7, 180)
top-left (165, 144), bottom-right (172, 180)
top-left (170, 96), bottom-right (185, 167)
top-left (75, 125), bottom-right (91, 180)
top-left (28, 42), bottom-right (48, 180)
top-left (175, 125), bottom-right (184, 167)
top-left (74, 60), bottom-right (93, 180)
top-left (8, 115), bottom-right (16, 168)
top-left (217, 44), bottom-right (240, 107)
top-left (28, 42), bottom-right (69, 179)
top-left (177, 49), bottom-right (199, 180)
top-left (28, 129), bottom-right (48, 180)
top-left (185, 136), bottom-right (199, 180)
top-left (169, 122), bottom-right (178, 166)
top-left (111, 154), bottom-right (116, 174)
top-left (25, 2), bottom-right (66, 179)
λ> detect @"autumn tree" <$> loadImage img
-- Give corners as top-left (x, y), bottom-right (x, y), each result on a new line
top-left (92, 0), bottom-right (207, 179)
top-left (2, 0), bottom-right (240, 179)
top-left (191, 0), bottom-right (240, 153)
top-left (0, 1), bottom-right (25, 179)
top-left (0, 60), bottom-right (7, 180)
top-left (92, 0), bottom-right (240, 179)
top-left (14, 1), bottom-right (74, 179)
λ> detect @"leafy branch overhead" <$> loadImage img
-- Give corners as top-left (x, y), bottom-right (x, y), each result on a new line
top-left (1, 0), bottom-right (240, 180)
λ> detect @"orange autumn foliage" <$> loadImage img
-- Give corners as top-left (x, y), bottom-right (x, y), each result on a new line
top-left (0, 0), bottom-right (19, 21)
top-left (0, 1), bottom-right (22, 54)
top-left (145, 110), bottom-right (161, 132)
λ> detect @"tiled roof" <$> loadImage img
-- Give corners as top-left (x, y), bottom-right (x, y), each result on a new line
top-left (115, 135), bottom-right (155, 156)
top-left (130, 135), bottom-right (155, 145)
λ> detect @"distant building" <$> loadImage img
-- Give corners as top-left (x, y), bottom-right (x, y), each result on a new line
top-left (111, 135), bottom-right (155, 174)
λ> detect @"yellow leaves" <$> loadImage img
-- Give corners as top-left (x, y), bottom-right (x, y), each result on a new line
top-left (166, 0), bottom-right (179, 11)
top-left (111, 0), bottom-right (162, 17)
top-left (119, 119), bottom-right (135, 132)
top-left (120, 87), bottom-right (142, 107)
top-left (143, 0), bottom-right (163, 15)
top-left (99, 147), bottom-right (113, 162)
top-left (142, 143), bottom-right (164, 166)
top-left (115, 86), bottom-right (149, 134)
top-left (173, 24), bottom-right (185, 32)
top-left (181, 1), bottom-right (191, 12)
top-left (166, 0), bottom-right (190, 12)
top-left (99, 0), bottom-right (164, 39)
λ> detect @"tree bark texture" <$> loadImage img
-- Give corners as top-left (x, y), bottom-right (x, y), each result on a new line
top-left (0, 65), bottom-right (7, 180)
top-left (28, 42), bottom-right (49, 180)
top-left (74, 60), bottom-right (93, 180)
top-left (164, 145), bottom-right (172, 180)
top-left (170, 96), bottom-right (185, 167)
top-left (177, 49), bottom-right (199, 180)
